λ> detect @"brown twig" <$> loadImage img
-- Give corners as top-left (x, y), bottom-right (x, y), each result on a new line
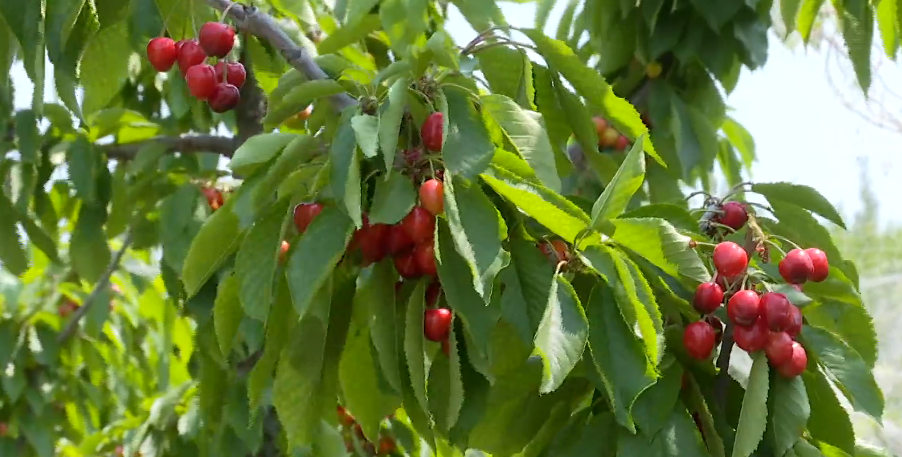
top-left (102, 135), bottom-right (237, 160)
top-left (235, 35), bottom-right (266, 145)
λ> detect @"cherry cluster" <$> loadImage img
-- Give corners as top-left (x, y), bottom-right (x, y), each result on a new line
top-left (683, 200), bottom-right (830, 378)
top-left (145, 22), bottom-right (246, 113)
top-left (336, 405), bottom-right (398, 456)
top-left (592, 116), bottom-right (631, 152)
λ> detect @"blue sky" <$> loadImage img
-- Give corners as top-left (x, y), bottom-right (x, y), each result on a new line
top-left (10, 2), bottom-right (901, 226)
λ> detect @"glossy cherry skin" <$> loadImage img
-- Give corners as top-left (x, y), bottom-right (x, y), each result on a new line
top-left (733, 317), bottom-right (769, 352)
top-left (712, 241), bottom-right (748, 278)
top-left (600, 127), bottom-right (619, 148)
top-left (779, 249), bottom-right (814, 284)
top-left (177, 40), bottom-right (206, 74)
top-left (718, 201), bottom-right (748, 230)
top-left (198, 22), bottom-right (236, 58)
top-left (293, 203), bottom-right (324, 233)
top-left (208, 83), bottom-right (240, 112)
top-left (424, 308), bottom-right (452, 342)
top-left (419, 179), bottom-right (444, 216)
top-left (693, 282), bottom-right (724, 314)
top-left (387, 224), bottom-right (415, 256)
top-left (776, 341), bottom-right (808, 378)
top-left (336, 405), bottom-right (355, 427)
top-left (421, 112), bottom-right (444, 151)
top-left (683, 321), bottom-right (716, 360)
top-left (414, 241), bottom-right (437, 276)
top-left (426, 282), bottom-right (441, 307)
top-left (214, 61), bottom-right (247, 88)
top-left (592, 117), bottom-right (608, 138)
top-left (805, 248), bottom-right (829, 282)
top-left (146, 37), bottom-right (177, 72)
top-left (614, 135), bottom-right (629, 151)
top-left (356, 216), bottom-right (390, 263)
top-left (201, 187), bottom-right (224, 210)
top-left (186, 64), bottom-right (217, 100)
top-left (727, 290), bottom-right (761, 327)
top-left (765, 331), bottom-right (794, 367)
top-left (401, 206), bottom-right (435, 244)
top-left (394, 251), bottom-right (421, 279)
top-left (378, 437), bottom-right (397, 454)
top-left (785, 305), bottom-right (803, 339)
top-left (279, 241), bottom-right (290, 263)
top-left (760, 292), bottom-right (793, 331)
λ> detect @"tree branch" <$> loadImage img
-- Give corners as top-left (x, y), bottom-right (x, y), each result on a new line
top-left (206, 0), bottom-right (357, 112)
top-left (235, 36), bottom-right (266, 146)
top-left (58, 230), bottom-right (135, 343)
top-left (101, 135), bottom-right (237, 160)
top-left (714, 326), bottom-right (734, 407)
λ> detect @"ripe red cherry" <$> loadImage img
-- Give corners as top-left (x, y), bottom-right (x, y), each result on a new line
top-left (712, 241), bottom-right (748, 278)
top-left (592, 117), bottom-right (608, 139)
top-left (414, 242), bottom-right (437, 276)
top-left (785, 305), bottom-right (803, 339)
top-left (394, 251), bottom-right (421, 278)
top-left (177, 40), bottom-right (206, 74)
top-left (387, 224), bottom-right (415, 256)
top-left (424, 308), bottom-right (452, 342)
top-left (401, 206), bottom-right (435, 244)
top-left (356, 216), bottom-right (390, 263)
top-left (614, 135), bottom-right (629, 151)
top-left (198, 22), bottom-right (236, 58)
top-left (337, 405), bottom-right (355, 427)
top-left (378, 436), bottom-right (397, 454)
top-left (419, 179), bottom-right (444, 216)
top-left (201, 187), bottom-right (224, 210)
top-left (293, 202), bottom-right (324, 233)
top-left (776, 342), bottom-right (808, 378)
top-left (551, 240), bottom-right (570, 262)
top-left (704, 315), bottom-right (724, 345)
top-left (760, 292), bottom-right (792, 331)
top-left (0, 422), bottom-right (7, 437)
top-left (186, 64), bottom-right (217, 100)
top-left (693, 282), bottom-right (724, 314)
top-left (421, 112), bottom-right (444, 151)
top-left (805, 248), bottom-right (829, 282)
top-left (733, 317), bottom-right (769, 352)
top-left (214, 61), bottom-right (247, 88)
top-left (764, 331), bottom-right (794, 367)
top-left (279, 241), bottom-right (290, 263)
top-left (146, 37), bottom-right (177, 72)
top-left (683, 321), bottom-right (716, 360)
top-left (727, 290), bottom-right (760, 327)
top-left (718, 201), bottom-right (748, 230)
top-left (779, 249), bottom-right (814, 284)
top-left (208, 83), bottom-right (240, 113)
top-left (426, 282), bottom-right (441, 307)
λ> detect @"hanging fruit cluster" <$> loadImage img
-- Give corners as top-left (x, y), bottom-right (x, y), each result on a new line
top-left (592, 116), bottom-right (631, 152)
top-left (145, 22), bottom-right (246, 113)
top-left (336, 405), bottom-right (399, 456)
top-left (683, 196), bottom-right (830, 378)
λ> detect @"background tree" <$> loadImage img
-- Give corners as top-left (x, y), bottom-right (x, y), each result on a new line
top-left (0, 0), bottom-right (894, 456)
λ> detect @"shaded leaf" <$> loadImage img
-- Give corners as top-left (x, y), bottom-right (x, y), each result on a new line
top-left (81, 21), bottom-right (130, 116)
top-left (378, 77), bottom-right (408, 172)
top-left (591, 136), bottom-right (646, 225)
top-left (182, 195), bottom-right (243, 298)
top-left (236, 200), bottom-right (289, 321)
top-left (610, 217), bottom-right (710, 283)
top-left (752, 182), bottom-right (846, 229)
top-left (443, 87), bottom-right (495, 178)
top-left (533, 275), bottom-right (589, 394)
top-left (369, 172), bottom-right (416, 225)
top-left (732, 353), bottom-right (769, 457)
top-left (229, 133), bottom-right (298, 176)
top-left (213, 273), bottom-right (242, 356)
top-left (769, 375), bottom-right (810, 456)
top-left (351, 114), bottom-right (380, 158)
top-left (263, 80), bottom-right (346, 130)
top-left (801, 368), bottom-right (855, 454)
top-left (404, 280), bottom-right (431, 418)
top-left (360, 261), bottom-right (403, 392)
top-left (330, 107), bottom-right (363, 228)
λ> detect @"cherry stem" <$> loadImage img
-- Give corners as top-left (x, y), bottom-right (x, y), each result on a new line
top-left (707, 222), bottom-right (736, 234)
top-left (767, 235), bottom-right (802, 251)
top-left (685, 190), bottom-right (714, 201)
top-left (219, 2), bottom-right (238, 24)
top-left (762, 239), bottom-right (787, 257)
top-left (693, 241), bottom-right (716, 249)
top-left (744, 201), bottom-right (773, 213)
top-left (440, 82), bottom-right (480, 100)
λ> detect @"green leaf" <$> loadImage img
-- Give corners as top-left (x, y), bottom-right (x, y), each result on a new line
top-left (616, 407), bottom-right (708, 457)
top-left (0, 193), bottom-right (27, 275)
top-left (769, 375), bottom-right (810, 456)
top-left (369, 172), bottom-right (416, 225)
top-left (732, 352), bottom-right (770, 457)
top-left (591, 136), bottom-right (646, 225)
top-left (669, 95), bottom-right (702, 179)
top-left (339, 323), bottom-right (399, 442)
top-left (586, 282), bottom-right (657, 431)
top-left (427, 325), bottom-right (465, 432)
top-left (286, 207), bottom-right (353, 318)
top-left (154, 0), bottom-right (207, 39)
top-left (752, 182), bottom-right (846, 229)
top-left (519, 29), bottom-right (661, 164)
top-left (263, 80), bottom-right (346, 130)
top-left (802, 326), bottom-right (884, 420)
top-left (70, 204), bottom-right (111, 283)
top-left (404, 280), bottom-right (431, 418)
top-left (248, 276), bottom-right (294, 411)
top-left (796, 0), bottom-right (826, 42)
top-left (236, 200), bottom-right (289, 321)
top-left (182, 195), bottom-right (243, 298)
top-left (481, 165), bottom-right (591, 243)
top-left (477, 47), bottom-right (536, 111)
top-left (0, 0), bottom-right (43, 83)
top-left (81, 21), bottom-right (129, 116)
top-left (610, 217), bottom-right (710, 283)
top-left (481, 94), bottom-right (559, 191)
top-left (876, 0), bottom-right (897, 59)
top-left (14, 110), bottom-right (38, 163)
top-left (533, 275), bottom-right (589, 394)
top-left (213, 273), bottom-right (242, 356)
top-left (228, 133), bottom-right (298, 176)
top-left (632, 363), bottom-right (683, 438)
top-left (444, 174), bottom-right (509, 301)
top-left (253, 135), bottom-right (322, 208)
top-left (443, 87), bottom-right (495, 178)
top-left (450, 0), bottom-right (508, 32)
top-left (803, 299), bottom-right (877, 368)
top-left (359, 261), bottom-right (403, 393)
top-left (330, 107), bottom-right (363, 228)
top-left (722, 117), bottom-right (756, 170)
top-left (532, 65), bottom-right (575, 176)
top-left (840, 5), bottom-right (873, 93)
top-left (501, 232), bottom-right (556, 343)
top-left (378, 77), bottom-right (409, 173)
top-left (351, 113), bottom-right (380, 158)
top-left (802, 369), bottom-right (855, 454)
top-left (68, 136), bottom-right (98, 203)
top-left (318, 14), bottom-right (381, 54)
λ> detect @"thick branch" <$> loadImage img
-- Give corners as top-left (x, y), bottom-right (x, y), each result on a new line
top-left (102, 135), bottom-right (237, 160)
top-left (206, 0), bottom-right (357, 111)
top-left (714, 326), bottom-right (734, 407)
top-left (58, 231), bottom-right (135, 343)
top-left (235, 37), bottom-right (266, 145)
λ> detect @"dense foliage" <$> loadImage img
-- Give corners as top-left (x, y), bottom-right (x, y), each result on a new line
top-left (0, 0), bottom-right (893, 456)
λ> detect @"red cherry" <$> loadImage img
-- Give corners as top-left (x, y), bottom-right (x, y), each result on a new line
top-left (592, 116), bottom-right (608, 138)
top-left (337, 405), bottom-right (355, 427)
top-left (712, 241), bottom-right (748, 278)
top-left (279, 241), bottom-right (290, 263)
top-left (201, 187), bottom-right (224, 210)
top-left (186, 64), bottom-right (217, 100)
top-left (293, 203), bottom-right (324, 233)
top-left (357, 216), bottom-right (390, 263)
top-left (693, 282), bottom-right (724, 314)
top-left (378, 436), bottom-right (397, 454)
top-left (401, 206), bottom-right (435, 244)
top-left (704, 315), bottom-right (724, 345)
top-left (419, 179), bottom-right (445, 216)
top-left (426, 282), bottom-right (441, 307)
top-left (551, 240), bottom-right (570, 262)
top-left (402, 148), bottom-right (424, 165)
top-left (727, 290), bottom-right (760, 327)
top-left (0, 422), bottom-right (7, 437)
top-left (779, 249), bottom-right (814, 285)
top-left (764, 331), bottom-right (794, 366)
top-left (776, 341), bottom-right (808, 377)
top-left (214, 61), bottom-right (247, 88)
top-left (441, 338), bottom-right (450, 356)
top-left (177, 40), bottom-right (206, 74)
top-left (421, 112), bottom-right (444, 151)
top-left (733, 317), bottom-right (769, 352)
top-left (146, 37), bottom-right (177, 72)
top-left (600, 127), bottom-right (620, 148)
top-left (394, 251), bottom-right (421, 278)
top-left (683, 321), bottom-right (716, 360)
top-left (614, 135), bottom-right (629, 151)
top-left (785, 305), bottom-right (803, 339)
top-left (208, 83), bottom-right (240, 112)
top-left (414, 241), bottom-right (437, 276)
top-left (198, 22), bottom-right (236, 58)
top-left (387, 224), bottom-right (415, 256)
top-left (718, 201), bottom-right (748, 230)
top-left (805, 248), bottom-right (829, 282)
top-left (760, 292), bottom-right (792, 331)
top-left (424, 308), bottom-right (452, 342)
